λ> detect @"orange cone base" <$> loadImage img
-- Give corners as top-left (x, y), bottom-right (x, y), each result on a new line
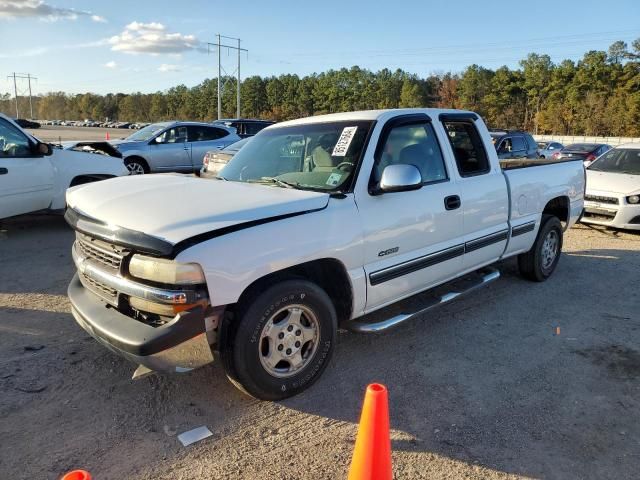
top-left (61, 470), bottom-right (91, 480)
top-left (348, 383), bottom-right (392, 480)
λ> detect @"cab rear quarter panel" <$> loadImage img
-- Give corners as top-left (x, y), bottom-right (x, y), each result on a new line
top-left (174, 196), bottom-right (367, 317)
top-left (502, 160), bottom-right (585, 256)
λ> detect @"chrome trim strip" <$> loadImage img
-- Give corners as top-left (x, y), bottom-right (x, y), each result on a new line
top-left (72, 243), bottom-right (201, 305)
top-left (369, 244), bottom-right (465, 286)
top-left (349, 268), bottom-right (500, 332)
top-left (512, 221), bottom-right (536, 237)
top-left (464, 229), bottom-right (509, 253)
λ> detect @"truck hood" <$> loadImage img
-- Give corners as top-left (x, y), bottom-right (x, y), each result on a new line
top-left (586, 170), bottom-right (640, 195)
top-left (66, 175), bottom-right (330, 244)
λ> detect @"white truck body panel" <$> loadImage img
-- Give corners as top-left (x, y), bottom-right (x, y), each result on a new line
top-left (65, 108), bottom-right (585, 320)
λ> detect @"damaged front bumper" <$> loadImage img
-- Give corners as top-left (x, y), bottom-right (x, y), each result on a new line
top-left (68, 274), bottom-right (215, 374)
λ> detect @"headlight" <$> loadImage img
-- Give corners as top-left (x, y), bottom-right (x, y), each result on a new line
top-left (129, 254), bottom-right (205, 285)
top-left (628, 195), bottom-right (640, 204)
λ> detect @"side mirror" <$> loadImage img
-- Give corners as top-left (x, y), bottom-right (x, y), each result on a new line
top-left (376, 164), bottom-right (422, 194)
top-left (37, 142), bottom-right (53, 156)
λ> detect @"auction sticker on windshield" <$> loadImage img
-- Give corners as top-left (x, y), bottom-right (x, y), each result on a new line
top-left (326, 172), bottom-right (343, 186)
top-left (332, 127), bottom-right (358, 156)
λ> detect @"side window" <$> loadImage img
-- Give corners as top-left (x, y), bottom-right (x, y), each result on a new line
top-left (0, 119), bottom-right (32, 157)
top-left (187, 126), bottom-right (229, 141)
top-left (373, 122), bottom-right (447, 185)
top-left (156, 126), bottom-right (187, 144)
top-left (442, 120), bottom-right (490, 176)
top-left (512, 136), bottom-right (526, 151)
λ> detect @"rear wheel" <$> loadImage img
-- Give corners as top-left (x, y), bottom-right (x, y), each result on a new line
top-left (124, 157), bottom-right (148, 175)
top-left (221, 279), bottom-right (337, 400)
top-left (518, 214), bottom-right (563, 281)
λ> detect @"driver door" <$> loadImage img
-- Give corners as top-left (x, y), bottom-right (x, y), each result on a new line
top-left (0, 118), bottom-right (54, 219)
top-left (149, 126), bottom-right (192, 172)
top-left (355, 116), bottom-right (463, 310)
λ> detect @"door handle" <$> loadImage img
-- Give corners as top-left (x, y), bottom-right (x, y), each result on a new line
top-left (0, 168), bottom-right (8, 175)
top-left (444, 195), bottom-right (461, 210)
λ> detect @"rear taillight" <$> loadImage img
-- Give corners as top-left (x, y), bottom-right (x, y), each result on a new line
top-left (585, 154), bottom-right (596, 161)
top-left (552, 152), bottom-right (560, 159)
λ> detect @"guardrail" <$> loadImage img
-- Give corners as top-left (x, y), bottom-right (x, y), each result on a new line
top-left (534, 135), bottom-right (640, 146)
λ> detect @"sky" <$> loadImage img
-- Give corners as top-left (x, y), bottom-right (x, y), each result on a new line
top-left (0, 0), bottom-right (639, 95)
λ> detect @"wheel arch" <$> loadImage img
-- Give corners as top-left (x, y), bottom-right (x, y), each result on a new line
top-left (542, 195), bottom-right (569, 226)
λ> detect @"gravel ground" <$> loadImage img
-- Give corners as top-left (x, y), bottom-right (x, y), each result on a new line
top-left (0, 216), bottom-right (638, 480)
top-left (26, 125), bottom-right (133, 143)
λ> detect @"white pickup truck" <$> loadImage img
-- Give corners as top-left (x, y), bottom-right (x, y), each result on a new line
top-left (65, 109), bottom-right (585, 400)
top-left (0, 113), bottom-right (127, 220)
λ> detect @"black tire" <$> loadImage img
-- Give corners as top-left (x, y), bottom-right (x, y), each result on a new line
top-left (221, 280), bottom-right (337, 400)
top-left (518, 214), bottom-right (563, 282)
top-left (124, 157), bottom-right (149, 175)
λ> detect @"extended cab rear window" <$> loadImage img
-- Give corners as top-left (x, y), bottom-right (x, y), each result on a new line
top-left (442, 120), bottom-right (490, 176)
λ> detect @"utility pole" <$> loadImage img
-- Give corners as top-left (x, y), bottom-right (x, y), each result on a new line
top-left (12, 72), bottom-right (18, 118)
top-left (207, 35), bottom-right (247, 120)
top-left (7, 73), bottom-right (37, 119)
top-left (27, 74), bottom-right (34, 119)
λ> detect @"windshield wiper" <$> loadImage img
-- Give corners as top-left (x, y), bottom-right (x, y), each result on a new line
top-left (247, 177), bottom-right (300, 189)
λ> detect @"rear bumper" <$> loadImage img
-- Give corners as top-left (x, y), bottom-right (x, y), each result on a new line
top-left (68, 274), bottom-right (214, 372)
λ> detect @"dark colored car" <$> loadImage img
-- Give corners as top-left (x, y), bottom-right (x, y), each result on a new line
top-left (14, 118), bottom-right (40, 129)
top-left (212, 118), bottom-right (274, 139)
top-left (489, 130), bottom-right (538, 160)
top-left (200, 137), bottom-right (251, 178)
top-left (552, 143), bottom-right (611, 167)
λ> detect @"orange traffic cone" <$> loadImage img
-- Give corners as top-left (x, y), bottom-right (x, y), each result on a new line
top-left (348, 383), bottom-right (392, 480)
top-left (105, 131), bottom-right (110, 140)
top-left (61, 470), bottom-right (91, 480)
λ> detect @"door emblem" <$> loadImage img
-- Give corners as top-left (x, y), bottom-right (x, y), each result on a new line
top-left (378, 247), bottom-right (399, 257)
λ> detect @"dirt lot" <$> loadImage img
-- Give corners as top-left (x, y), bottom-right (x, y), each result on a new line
top-left (0, 217), bottom-right (638, 480)
top-left (26, 125), bottom-right (133, 143)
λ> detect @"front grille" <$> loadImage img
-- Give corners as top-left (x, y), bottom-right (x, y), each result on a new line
top-left (583, 210), bottom-right (616, 222)
top-left (80, 272), bottom-right (118, 303)
top-left (585, 195), bottom-right (619, 205)
top-left (76, 233), bottom-right (128, 271)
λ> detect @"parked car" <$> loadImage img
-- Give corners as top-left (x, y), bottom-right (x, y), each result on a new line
top-left (552, 143), bottom-right (611, 167)
top-left (112, 121), bottom-right (241, 174)
top-left (201, 137), bottom-right (251, 178)
top-left (489, 130), bottom-right (539, 160)
top-left (0, 113), bottom-right (127, 220)
top-left (537, 141), bottom-right (564, 158)
top-left (14, 118), bottom-right (40, 129)
top-left (213, 118), bottom-right (274, 138)
top-left (65, 108), bottom-right (585, 400)
top-left (581, 144), bottom-right (640, 230)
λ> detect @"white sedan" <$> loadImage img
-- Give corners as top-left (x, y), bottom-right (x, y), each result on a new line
top-left (582, 143), bottom-right (640, 230)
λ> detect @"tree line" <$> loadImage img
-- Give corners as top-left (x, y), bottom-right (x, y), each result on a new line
top-left (1, 39), bottom-right (639, 136)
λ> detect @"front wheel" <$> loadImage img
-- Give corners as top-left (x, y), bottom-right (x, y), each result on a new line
top-left (518, 214), bottom-right (563, 281)
top-left (125, 158), bottom-right (148, 175)
top-left (221, 279), bottom-right (337, 400)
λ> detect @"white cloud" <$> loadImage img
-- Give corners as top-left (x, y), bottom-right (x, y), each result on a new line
top-left (0, 0), bottom-right (106, 22)
top-left (158, 63), bottom-right (180, 72)
top-left (109, 21), bottom-right (203, 55)
top-left (104, 61), bottom-right (117, 69)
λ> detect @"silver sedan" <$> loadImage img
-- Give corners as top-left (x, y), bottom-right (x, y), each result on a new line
top-left (113, 121), bottom-right (241, 174)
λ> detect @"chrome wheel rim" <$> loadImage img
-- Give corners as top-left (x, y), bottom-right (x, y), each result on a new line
top-left (258, 304), bottom-right (320, 378)
top-left (127, 162), bottom-right (145, 175)
top-left (542, 230), bottom-right (559, 270)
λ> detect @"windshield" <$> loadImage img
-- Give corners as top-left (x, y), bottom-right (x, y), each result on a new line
top-left (588, 148), bottom-right (640, 175)
top-left (564, 143), bottom-right (598, 152)
top-left (219, 120), bottom-right (374, 191)
top-left (537, 142), bottom-right (549, 149)
top-left (125, 123), bottom-right (170, 142)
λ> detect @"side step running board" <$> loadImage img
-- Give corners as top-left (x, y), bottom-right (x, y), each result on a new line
top-left (346, 268), bottom-right (500, 333)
